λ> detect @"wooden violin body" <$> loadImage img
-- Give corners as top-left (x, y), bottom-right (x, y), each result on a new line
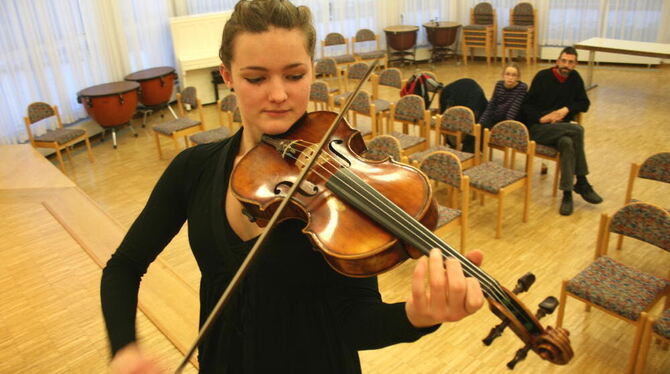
top-left (232, 111), bottom-right (437, 276)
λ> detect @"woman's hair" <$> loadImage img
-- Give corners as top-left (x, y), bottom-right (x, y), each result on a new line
top-left (502, 62), bottom-right (521, 78)
top-left (219, 0), bottom-right (316, 69)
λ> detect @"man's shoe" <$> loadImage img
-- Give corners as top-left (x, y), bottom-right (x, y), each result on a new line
top-left (560, 194), bottom-right (573, 216)
top-left (574, 183), bottom-right (603, 204)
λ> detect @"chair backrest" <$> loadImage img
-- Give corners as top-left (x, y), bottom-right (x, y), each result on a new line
top-left (218, 93), bottom-right (237, 128)
top-left (473, 2), bottom-right (494, 25)
top-left (346, 62), bottom-right (370, 80)
top-left (179, 86), bottom-right (198, 109)
top-left (419, 151), bottom-right (463, 188)
top-left (607, 202), bottom-right (670, 252)
top-left (440, 106), bottom-right (476, 135)
top-left (364, 135), bottom-right (402, 161)
top-left (324, 32), bottom-right (347, 46)
top-left (26, 102), bottom-right (59, 125)
top-left (219, 93), bottom-right (237, 112)
top-left (350, 90), bottom-right (373, 115)
top-left (354, 29), bottom-right (376, 43)
top-left (639, 152), bottom-right (670, 183)
top-left (488, 120), bottom-right (530, 153)
top-left (315, 58), bottom-right (339, 77)
top-left (511, 2), bottom-right (535, 26)
top-left (309, 81), bottom-right (330, 103)
top-left (392, 94), bottom-right (427, 123)
top-left (378, 68), bottom-right (403, 89)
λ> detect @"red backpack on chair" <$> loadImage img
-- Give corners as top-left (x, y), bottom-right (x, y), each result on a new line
top-left (400, 73), bottom-right (442, 109)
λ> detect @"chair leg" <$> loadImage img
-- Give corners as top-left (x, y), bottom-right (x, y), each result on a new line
top-left (627, 318), bottom-right (648, 374)
top-left (84, 138), bottom-right (95, 163)
top-left (634, 314), bottom-right (653, 374)
top-left (523, 182), bottom-right (530, 222)
top-left (556, 280), bottom-right (568, 328)
top-left (552, 160), bottom-right (560, 197)
top-left (172, 136), bottom-right (180, 154)
top-left (154, 132), bottom-right (163, 159)
top-left (64, 145), bottom-right (73, 161)
top-left (496, 194), bottom-right (504, 238)
top-left (54, 148), bottom-right (66, 172)
top-left (616, 234), bottom-right (625, 250)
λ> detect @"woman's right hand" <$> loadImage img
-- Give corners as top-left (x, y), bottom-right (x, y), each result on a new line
top-left (110, 343), bottom-right (165, 374)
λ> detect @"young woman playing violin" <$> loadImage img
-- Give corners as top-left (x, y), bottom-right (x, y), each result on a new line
top-left (101, 1), bottom-right (484, 373)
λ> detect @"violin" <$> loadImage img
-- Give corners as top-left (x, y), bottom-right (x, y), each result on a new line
top-left (231, 111), bottom-right (573, 367)
top-left (173, 60), bottom-right (572, 373)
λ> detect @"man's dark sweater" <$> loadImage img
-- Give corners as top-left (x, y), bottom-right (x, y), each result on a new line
top-left (522, 68), bottom-right (590, 126)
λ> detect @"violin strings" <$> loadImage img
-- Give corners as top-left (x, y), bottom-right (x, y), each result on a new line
top-left (278, 139), bottom-right (514, 308)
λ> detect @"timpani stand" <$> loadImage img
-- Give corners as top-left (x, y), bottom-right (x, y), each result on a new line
top-left (423, 21), bottom-right (461, 63)
top-left (124, 66), bottom-right (178, 127)
top-left (77, 81), bottom-right (140, 149)
top-left (384, 25), bottom-right (420, 66)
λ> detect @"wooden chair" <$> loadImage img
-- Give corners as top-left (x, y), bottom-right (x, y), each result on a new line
top-left (635, 309), bottom-right (670, 374)
top-left (501, 2), bottom-right (537, 64)
top-left (152, 87), bottom-right (205, 158)
top-left (363, 134), bottom-right (406, 163)
top-left (309, 81), bottom-right (333, 111)
top-left (462, 2), bottom-right (497, 65)
top-left (351, 29), bottom-right (388, 68)
top-left (385, 95), bottom-right (431, 159)
top-left (512, 113), bottom-right (584, 197)
top-left (463, 120), bottom-right (535, 238)
top-left (617, 151), bottom-right (670, 249)
top-left (321, 32), bottom-right (356, 71)
top-left (556, 202), bottom-right (670, 374)
top-left (408, 106), bottom-right (480, 170)
top-left (190, 93), bottom-right (237, 145)
top-left (419, 151), bottom-right (470, 252)
top-left (23, 102), bottom-right (94, 172)
top-left (314, 58), bottom-right (342, 93)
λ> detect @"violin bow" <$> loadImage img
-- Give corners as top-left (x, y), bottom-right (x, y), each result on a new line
top-left (174, 59), bottom-right (380, 373)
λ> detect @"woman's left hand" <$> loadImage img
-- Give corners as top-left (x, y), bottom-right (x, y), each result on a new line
top-left (405, 248), bottom-right (484, 328)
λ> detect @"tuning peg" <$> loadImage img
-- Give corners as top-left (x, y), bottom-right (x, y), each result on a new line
top-left (537, 296), bottom-right (559, 319)
top-left (507, 344), bottom-right (531, 369)
top-left (483, 319), bottom-right (509, 346)
top-left (512, 272), bottom-right (535, 294)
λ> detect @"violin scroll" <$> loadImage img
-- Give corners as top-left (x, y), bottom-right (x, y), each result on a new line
top-left (484, 273), bottom-right (573, 369)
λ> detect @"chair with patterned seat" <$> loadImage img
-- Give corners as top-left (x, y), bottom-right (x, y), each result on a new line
top-left (321, 32), bottom-right (356, 71)
top-left (556, 202), bottom-right (670, 374)
top-left (351, 29), bottom-right (387, 68)
top-left (462, 2), bottom-right (497, 65)
top-left (617, 152), bottom-right (670, 249)
top-left (385, 95), bottom-right (431, 159)
top-left (153, 86), bottom-right (205, 158)
top-left (370, 67), bottom-right (405, 101)
top-left (635, 308), bottom-right (670, 374)
top-left (501, 2), bottom-right (537, 64)
top-left (419, 151), bottom-right (470, 252)
top-left (24, 102), bottom-right (95, 172)
top-left (190, 93), bottom-right (238, 146)
top-left (408, 106), bottom-right (480, 170)
top-left (463, 120), bottom-right (535, 238)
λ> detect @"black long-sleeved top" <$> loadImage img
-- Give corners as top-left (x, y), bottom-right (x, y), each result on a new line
top-left (100, 129), bottom-right (437, 373)
top-left (479, 80), bottom-right (528, 128)
top-left (522, 68), bottom-right (590, 126)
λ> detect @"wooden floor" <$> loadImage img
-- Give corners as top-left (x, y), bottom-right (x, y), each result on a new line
top-left (2, 59), bottom-right (669, 373)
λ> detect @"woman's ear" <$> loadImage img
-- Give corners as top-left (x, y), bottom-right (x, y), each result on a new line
top-left (220, 64), bottom-right (233, 88)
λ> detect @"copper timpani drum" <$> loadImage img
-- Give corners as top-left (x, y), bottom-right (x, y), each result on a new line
top-left (77, 81), bottom-right (140, 148)
top-left (423, 21), bottom-right (461, 62)
top-left (384, 25), bottom-right (419, 65)
top-left (124, 66), bottom-right (177, 107)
